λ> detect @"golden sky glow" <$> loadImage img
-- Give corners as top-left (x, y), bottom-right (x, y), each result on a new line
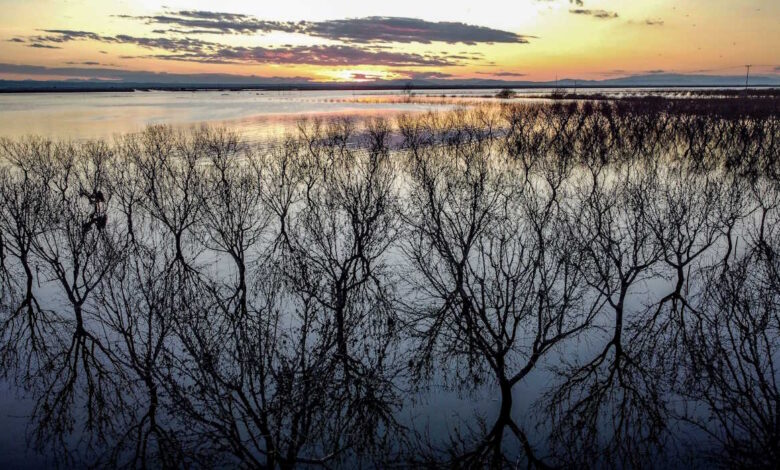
top-left (0, 0), bottom-right (777, 83)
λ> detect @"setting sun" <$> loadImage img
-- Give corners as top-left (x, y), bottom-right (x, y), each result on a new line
top-left (319, 68), bottom-right (396, 82)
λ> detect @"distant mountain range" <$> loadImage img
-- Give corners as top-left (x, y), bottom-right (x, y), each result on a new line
top-left (1, 73), bottom-right (778, 92)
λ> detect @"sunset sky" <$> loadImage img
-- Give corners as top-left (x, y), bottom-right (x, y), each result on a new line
top-left (0, 0), bottom-right (778, 83)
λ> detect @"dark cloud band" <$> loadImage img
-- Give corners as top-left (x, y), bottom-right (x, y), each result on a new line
top-left (18, 30), bottom-right (468, 67)
top-left (120, 11), bottom-right (532, 45)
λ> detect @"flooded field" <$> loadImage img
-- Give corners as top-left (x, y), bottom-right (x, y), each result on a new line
top-left (0, 96), bottom-right (778, 468)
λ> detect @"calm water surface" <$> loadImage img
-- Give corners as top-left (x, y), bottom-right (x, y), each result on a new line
top-left (0, 87), bottom-right (718, 141)
top-left (0, 89), bottom-right (468, 141)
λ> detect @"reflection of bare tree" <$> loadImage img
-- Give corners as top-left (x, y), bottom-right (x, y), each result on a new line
top-left (632, 167), bottom-right (720, 373)
top-left (0, 141), bottom-right (52, 373)
top-left (680, 180), bottom-right (779, 469)
top-left (93, 243), bottom-right (189, 467)
top-left (544, 161), bottom-right (667, 468)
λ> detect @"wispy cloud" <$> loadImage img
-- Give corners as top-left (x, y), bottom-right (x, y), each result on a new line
top-left (33, 29), bottom-right (212, 53)
top-left (65, 61), bottom-right (114, 66)
top-left (477, 71), bottom-right (527, 77)
top-left (569, 9), bottom-right (619, 19)
top-left (151, 45), bottom-right (464, 67)
top-left (394, 70), bottom-right (454, 79)
top-left (536, 0), bottom-right (584, 5)
top-left (28, 43), bottom-right (62, 49)
top-left (115, 11), bottom-right (294, 35)
top-left (0, 62), bottom-right (314, 84)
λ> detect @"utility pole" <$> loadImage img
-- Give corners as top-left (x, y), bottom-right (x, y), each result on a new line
top-left (745, 64), bottom-right (751, 90)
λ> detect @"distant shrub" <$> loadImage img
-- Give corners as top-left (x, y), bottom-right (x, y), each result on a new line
top-left (495, 88), bottom-right (516, 99)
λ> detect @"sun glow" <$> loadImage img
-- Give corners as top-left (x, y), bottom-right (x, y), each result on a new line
top-left (319, 68), bottom-right (397, 82)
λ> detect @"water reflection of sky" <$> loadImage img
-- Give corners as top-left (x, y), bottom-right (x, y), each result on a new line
top-left (0, 90), bottom-right (461, 141)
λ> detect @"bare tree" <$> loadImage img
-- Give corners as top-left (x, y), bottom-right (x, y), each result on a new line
top-left (400, 115), bottom-right (600, 467)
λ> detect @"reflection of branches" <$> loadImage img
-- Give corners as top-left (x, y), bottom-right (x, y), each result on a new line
top-left (0, 157), bottom-right (53, 376)
top-left (93, 244), bottom-right (188, 468)
top-left (681, 190), bottom-right (779, 468)
top-left (631, 166), bottom-right (720, 372)
top-left (120, 126), bottom-right (204, 275)
top-left (547, 161), bottom-right (666, 467)
top-left (283, 118), bottom-right (400, 377)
